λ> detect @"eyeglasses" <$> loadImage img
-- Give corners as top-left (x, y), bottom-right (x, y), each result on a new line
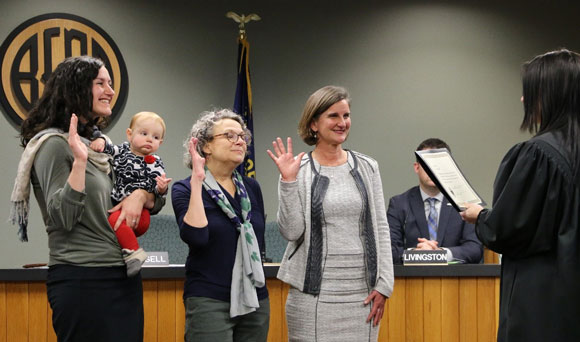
top-left (212, 131), bottom-right (251, 144)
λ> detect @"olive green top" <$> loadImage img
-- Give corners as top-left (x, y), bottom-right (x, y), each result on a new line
top-left (31, 135), bottom-right (165, 266)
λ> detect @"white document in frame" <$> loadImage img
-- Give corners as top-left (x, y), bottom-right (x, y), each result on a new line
top-left (416, 149), bottom-right (484, 210)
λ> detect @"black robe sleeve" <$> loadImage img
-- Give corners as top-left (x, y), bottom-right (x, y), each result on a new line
top-left (476, 140), bottom-right (570, 258)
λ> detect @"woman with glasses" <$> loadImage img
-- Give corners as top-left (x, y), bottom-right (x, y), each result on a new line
top-left (267, 85), bottom-right (394, 341)
top-left (171, 109), bottom-right (269, 342)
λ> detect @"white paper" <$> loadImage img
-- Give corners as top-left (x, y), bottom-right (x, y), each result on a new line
top-left (417, 150), bottom-right (483, 209)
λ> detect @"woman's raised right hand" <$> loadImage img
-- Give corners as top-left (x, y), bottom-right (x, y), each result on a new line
top-left (266, 137), bottom-right (305, 182)
top-left (189, 137), bottom-right (206, 183)
top-left (68, 113), bottom-right (88, 163)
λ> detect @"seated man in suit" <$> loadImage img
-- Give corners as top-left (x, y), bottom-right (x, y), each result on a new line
top-left (387, 138), bottom-right (483, 264)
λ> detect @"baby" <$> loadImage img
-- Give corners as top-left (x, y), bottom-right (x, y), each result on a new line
top-left (91, 111), bottom-right (171, 276)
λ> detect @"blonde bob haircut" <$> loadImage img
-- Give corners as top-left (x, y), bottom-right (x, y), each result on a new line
top-left (129, 111), bottom-right (166, 138)
top-left (298, 85), bottom-right (351, 145)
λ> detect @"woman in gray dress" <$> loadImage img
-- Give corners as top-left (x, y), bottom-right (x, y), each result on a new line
top-left (267, 85), bottom-right (394, 341)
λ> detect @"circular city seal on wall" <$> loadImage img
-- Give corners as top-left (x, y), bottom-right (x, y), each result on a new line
top-left (0, 13), bottom-right (128, 130)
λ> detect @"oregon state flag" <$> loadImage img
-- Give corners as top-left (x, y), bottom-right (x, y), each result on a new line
top-left (234, 37), bottom-right (255, 178)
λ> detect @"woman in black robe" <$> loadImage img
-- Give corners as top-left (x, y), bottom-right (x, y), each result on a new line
top-left (462, 49), bottom-right (580, 342)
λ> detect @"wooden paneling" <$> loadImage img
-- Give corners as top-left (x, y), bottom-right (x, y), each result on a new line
top-left (385, 277), bottom-right (405, 341)
top-left (459, 278), bottom-right (478, 341)
top-left (0, 282), bottom-right (6, 342)
top-left (143, 280), bottom-right (159, 341)
top-left (0, 276), bottom-right (499, 342)
top-left (281, 281), bottom-right (289, 342)
top-left (483, 248), bottom-right (500, 264)
top-left (477, 278), bottom-right (496, 341)
top-left (157, 280), bottom-right (177, 341)
top-left (494, 278), bottom-right (501, 333)
top-left (6, 283), bottom-right (28, 342)
top-left (28, 282), bottom-right (47, 342)
top-left (175, 280), bottom-right (185, 341)
top-left (267, 279), bottom-right (284, 342)
top-left (423, 278), bottom-right (442, 342)
top-left (441, 278), bottom-right (459, 342)
top-left (406, 278), bottom-right (424, 342)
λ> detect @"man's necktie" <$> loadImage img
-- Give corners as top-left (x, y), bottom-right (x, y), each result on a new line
top-left (427, 198), bottom-right (438, 240)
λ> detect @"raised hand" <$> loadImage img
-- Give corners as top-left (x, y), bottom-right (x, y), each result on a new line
top-left (189, 137), bottom-right (206, 183)
top-left (155, 174), bottom-right (173, 195)
top-left (183, 137), bottom-right (209, 228)
top-left (68, 114), bottom-right (88, 162)
top-left (66, 113), bottom-right (89, 192)
top-left (266, 137), bottom-right (305, 182)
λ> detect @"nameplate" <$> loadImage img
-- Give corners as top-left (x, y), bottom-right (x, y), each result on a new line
top-left (403, 250), bottom-right (448, 266)
top-left (144, 251), bottom-right (169, 265)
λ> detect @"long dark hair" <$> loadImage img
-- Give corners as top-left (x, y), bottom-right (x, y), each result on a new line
top-left (20, 56), bottom-right (107, 146)
top-left (521, 48), bottom-right (580, 174)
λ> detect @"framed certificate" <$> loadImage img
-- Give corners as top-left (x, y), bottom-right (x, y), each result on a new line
top-left (415, 148), bottom-right (486, 211)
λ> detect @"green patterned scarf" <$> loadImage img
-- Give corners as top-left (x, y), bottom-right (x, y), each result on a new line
top-left (203, 168), bottom-right (265, 317)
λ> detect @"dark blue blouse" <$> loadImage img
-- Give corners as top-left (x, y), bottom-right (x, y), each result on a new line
top-left (171, 176), bottom-right (268, 302)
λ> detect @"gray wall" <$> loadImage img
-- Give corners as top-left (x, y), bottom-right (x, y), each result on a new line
top-left (0, 0), bottom-right (577, 267)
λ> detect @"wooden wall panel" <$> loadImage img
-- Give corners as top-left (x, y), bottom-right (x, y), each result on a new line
top-left (440, 278), bottom-right (459, 342)
top-left (494, 278), bottom-right (501, 333)
top-left (405, 278), bottom-right (424, 342)
top-left (484, 248), bottom-right (501, 264)
top-left (477, 278), bottom-right (496, 342)
top-left (385, 278), bottom-right (405, 342)
top-left (6, 283), bottom-right (28, 342)
top-left (423, 278), bottom-right (442, 342)
top-left (143, 280), bottom-right (158, 341)
top-left (281, 282), bottom-right (290, 342)
top-left (157, 280), bottom-right (177, 342)
top-left (174, 280), bottom-right (185, 341)
top-left (0, 276), bottom-right (499, 342)
top-left (0, 283), bottom-right (6, 342)
top-left (267, 279), bottom-right (284, 342)
top-left (28, 282), bottom-right (47, 342)
top-left (459, 278), bottom-right (478, 341)
top-left (378, 298), bottom-right (389, 342)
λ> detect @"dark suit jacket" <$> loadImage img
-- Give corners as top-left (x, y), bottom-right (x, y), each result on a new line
top-left (387, 186), bottom-right (482, 264)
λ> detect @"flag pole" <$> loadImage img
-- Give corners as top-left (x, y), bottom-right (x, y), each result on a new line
top-left (226, 12), bottom-right (260, 178)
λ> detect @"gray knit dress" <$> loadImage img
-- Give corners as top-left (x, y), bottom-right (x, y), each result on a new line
top-left (285, 162), bottom-right (379, 342)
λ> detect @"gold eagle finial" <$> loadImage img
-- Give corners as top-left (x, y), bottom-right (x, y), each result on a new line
top-left (226, 12), bottom-right (261, 39)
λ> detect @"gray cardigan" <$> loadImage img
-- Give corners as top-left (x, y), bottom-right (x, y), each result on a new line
top-left (276, 151), bottom-right (394, 298)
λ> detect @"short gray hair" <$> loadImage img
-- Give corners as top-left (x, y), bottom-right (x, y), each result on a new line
top-left (183, 108), bottom-right (252, 169)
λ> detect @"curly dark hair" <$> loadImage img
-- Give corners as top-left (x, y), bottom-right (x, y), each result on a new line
top-left (20, 56), bottom-right (108, 146)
